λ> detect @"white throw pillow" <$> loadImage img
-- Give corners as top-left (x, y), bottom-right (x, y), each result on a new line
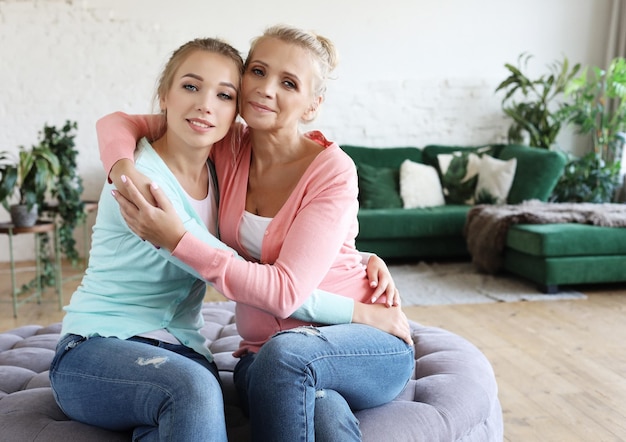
top-left (399, 159), bottom-right (445, 208)
top-left (474, 155), bottom-right (517, 204)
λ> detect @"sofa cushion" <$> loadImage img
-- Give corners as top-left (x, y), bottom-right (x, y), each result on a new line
top-left (357, 205), bottom-right (471, 239)
top-left (497, 144), bottom-right (566, 204)
top-left (422, 144), bottom-right (504, 170)
top-left (399, 160), bottom-right (445, 208)
top-left (506, 223), bottom-right (626, 257)
top-left (475, 155), bottom-right (517, 204)
top-left (435, 148), bottom-right (516, 205)
top-left (505, 249), bottom-right (626, 288)
top-left (341, 145), bottom-right (423, 169)
top-left (437, 151), bottom-right (483, 204)
top-left (356, 163), bottom-right (403, 209)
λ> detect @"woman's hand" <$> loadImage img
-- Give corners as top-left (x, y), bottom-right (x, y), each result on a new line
top-left (111, 175), bottom-right (186, 251)
top-left (352, 303), bottom-right (413, 346)
top-left (365, 254), bottom-right (400, 307)
top-left (110, 159), bottom-right (157, 206)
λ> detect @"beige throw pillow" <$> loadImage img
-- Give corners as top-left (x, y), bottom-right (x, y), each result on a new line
top-left (474, 155), bottom-right (517, 204)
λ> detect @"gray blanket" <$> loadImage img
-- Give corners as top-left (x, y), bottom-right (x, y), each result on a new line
top-left (464, 200), bottom-right (626, 273)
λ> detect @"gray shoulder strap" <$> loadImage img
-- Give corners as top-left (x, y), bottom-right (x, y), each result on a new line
top-left (207, 159), bottom-right (220, 236)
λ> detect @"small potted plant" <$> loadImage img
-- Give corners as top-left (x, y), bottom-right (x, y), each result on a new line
top-left (0, 144), bottom-right (60, 227)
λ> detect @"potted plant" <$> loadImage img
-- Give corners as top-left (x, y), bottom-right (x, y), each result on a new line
top-left (0, 144), bottom-right (60, 227)
top-left (496, 53), bottom-right (581, 149)
top-left (553, 57), bottom-right (626, 202)
top-left (1, 122), bottom-right (85, 291)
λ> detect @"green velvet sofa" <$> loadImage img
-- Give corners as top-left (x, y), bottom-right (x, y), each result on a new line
top-left (341, 143), bottom-right (567, 260)
top-left (343, 144), bottom-right (626, 292)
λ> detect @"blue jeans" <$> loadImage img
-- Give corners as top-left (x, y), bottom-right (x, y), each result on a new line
top-left (49, 334), bottom-right (227, 441)
top-left (234, 324), bottom-right (415, 442)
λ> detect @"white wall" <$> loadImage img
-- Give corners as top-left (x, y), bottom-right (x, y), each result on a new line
top-left (0, 0), bottom-right (612, 261)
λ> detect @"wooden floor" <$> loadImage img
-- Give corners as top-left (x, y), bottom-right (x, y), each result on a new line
top-left (1, 261), bottom-right (625, 441)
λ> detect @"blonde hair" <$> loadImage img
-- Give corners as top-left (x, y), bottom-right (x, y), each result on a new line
top-left (246, 24), bottom-right (338, 101)
top-left (151, 37), bottom-right (244, 138)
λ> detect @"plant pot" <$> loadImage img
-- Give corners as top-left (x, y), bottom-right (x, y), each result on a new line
top-left (10, 204), bottom-right (38, 227)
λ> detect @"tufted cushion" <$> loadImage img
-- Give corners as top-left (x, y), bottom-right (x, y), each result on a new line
top-left (0, 302), bottom-right (503, 441)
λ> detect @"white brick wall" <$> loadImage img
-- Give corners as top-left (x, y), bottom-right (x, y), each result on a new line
top-left (0, 0), bottom-right (611, 261)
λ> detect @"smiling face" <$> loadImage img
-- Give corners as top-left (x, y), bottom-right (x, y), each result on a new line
top-left (240, 37), bottom-right (322, 132)
top-left (160, 49), bottom-right (240, 150)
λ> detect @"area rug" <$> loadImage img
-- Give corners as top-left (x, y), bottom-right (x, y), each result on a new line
top-left (390, 261), bottom-right (587, 306)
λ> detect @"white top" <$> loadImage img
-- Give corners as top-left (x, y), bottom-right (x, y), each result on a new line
top-left (239, 210), bottom-right (273, 260)
top-left (182, 164), bottom-right (217, 236)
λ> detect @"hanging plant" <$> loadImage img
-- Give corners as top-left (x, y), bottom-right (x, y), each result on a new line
top-left (28, 121), bottom-right (86, 291)
top-left (40, 121), bottom-right (86, 266)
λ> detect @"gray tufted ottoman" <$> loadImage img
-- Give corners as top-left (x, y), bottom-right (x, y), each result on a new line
top-left (0, 302), bottom-right (503, 441)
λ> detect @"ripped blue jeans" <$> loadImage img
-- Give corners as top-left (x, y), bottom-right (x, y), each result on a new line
top-left (49, 334), bottom-right (227, 441)
top-left (234, 323), bottom-right (415, 442)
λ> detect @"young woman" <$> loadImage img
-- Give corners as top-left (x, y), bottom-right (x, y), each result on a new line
top-left (100, 25), bottom-right (415, 441)
top-left (48, 38), bottom-right (245, 441)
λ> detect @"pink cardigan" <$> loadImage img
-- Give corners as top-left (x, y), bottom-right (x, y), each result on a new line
top-left (98, 114), bottom-right (376, 355)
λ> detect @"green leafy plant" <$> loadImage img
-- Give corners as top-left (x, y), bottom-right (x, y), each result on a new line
top-left (552, 57), bottom-right (626, 202)
top-left (40, 121), bottom-right (85, 266)
top-left (0, 140), bottom-right (61, 292)
top-left (0, 145), bottom-right (60, 213)
top-left (559, 57), bottom-right (626, 164)
top-left (1, 121), bottom-right (86, 291)
top-left (496, 53), bottom-right (581, 149)
top-left (551, 151), bottom-right (621, 203)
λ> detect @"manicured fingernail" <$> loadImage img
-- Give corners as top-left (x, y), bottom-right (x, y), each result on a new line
top-left (121, 174), bottom-right (127, 183)
top-left (111, 190), bottom-right (117, 197)
top-left (371, 296), bottom-right (377, 303)
top-left (151, 182), bottom-right (159, 190)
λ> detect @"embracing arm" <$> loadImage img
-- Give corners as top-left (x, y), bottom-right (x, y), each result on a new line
top-left (96, 112), bottom-right (399, 307)
top-left (97, 112), bottom-right (162, 177)
top-left (97, 113), bottom-right (363, 323)
top-left (98, 113), bottom-right (403, 334)
top-left (114, 177), bottom-right (411, 344)
top-left (172, 167), bottom-right (361, 314)
top-left (97, 112), bottom-right (163, 204)
top-left (116, 171), bottom-right (412, 344)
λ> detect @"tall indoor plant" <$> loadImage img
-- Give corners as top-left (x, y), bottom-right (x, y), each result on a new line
top-left (496, 53), bottom-right (581, 149)
top-left (553, 57), bottom-right (626, 202)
